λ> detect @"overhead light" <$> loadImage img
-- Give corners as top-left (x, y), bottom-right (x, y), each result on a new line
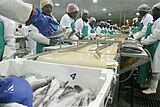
top-left (103, 8), bottom-right (106, 11)
top-left (108, 13), bottom-right (112, 16)
top-left (126, 20), bottom-right (129, 24)
top-left (55, 3), bottom-right (60, 6)
top-left (136, 12), bottom-right (139, 16)
top-left (93, 0), bottom-right (98, 3)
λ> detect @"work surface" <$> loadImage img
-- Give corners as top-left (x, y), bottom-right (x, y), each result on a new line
top-left (37, 35), bottom-right (127, 68)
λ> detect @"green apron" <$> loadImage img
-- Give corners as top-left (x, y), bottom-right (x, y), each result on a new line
top-left (81, 23), bottom-right (89, 39)
top-left (138, 23), bottom-right (144, 31)
top-left (100, 28), bottom-right (105, 34)
top-left (71, 21), bottom-right (76, 31)
top-left (137, 23), bottom-right (160, 85)
top-left (131, 26), bottom-right (139, 34)
top-left (91, 28), bottom-right (96, 33)
top-left (0, 21), bottom-right (5, 61)
top-left (36, 43), bottom-right (49, 54)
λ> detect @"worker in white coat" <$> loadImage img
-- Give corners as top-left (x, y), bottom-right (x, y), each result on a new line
top-left (0, 0), bottom-right (59, 53)
top-left (60, 3), bottom-right (79, 40)
top-left (96, 21), bottom-right (105, 36)
top-left (75, 9), bottom-right (90, 39)
top-left (133, 4), bottom-right (153, 40)
top-left (88, 17), bottom-right (97, 39)
top-left (0, 15), bottom-right (16, 60)
top-left (141, 2), bottom-right (160, 94)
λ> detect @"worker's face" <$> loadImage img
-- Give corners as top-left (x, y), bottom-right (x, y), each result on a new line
top-left (152, 7), bottom-right (160, 21)
top-left (89, 21), bottom-right (96, 26)
top-left (42, 4), bottom-right (53, 15)
top-left (139, 11), bottom-right (147, 17)
top-left (68, 11), bottom-right (79, 19)
top-left (82, 13), bottom-right (89, 22)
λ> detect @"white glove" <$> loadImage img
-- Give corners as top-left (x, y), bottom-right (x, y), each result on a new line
top-left (0, 0), bottom-right (33, 23)
top-left (133, 26), bottom-right (147, 40)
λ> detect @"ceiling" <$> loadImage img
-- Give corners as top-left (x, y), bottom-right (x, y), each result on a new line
top-left (23, 0), bottom-right (159, 25)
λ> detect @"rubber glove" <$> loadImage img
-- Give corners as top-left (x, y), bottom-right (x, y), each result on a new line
top-left (26, 8), bottom-right (59, 36)
top-left (0, 77), bottom-right (33, 107)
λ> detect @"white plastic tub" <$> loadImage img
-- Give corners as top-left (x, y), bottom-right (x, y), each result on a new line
top-left (0, 59), bottom-right (115, 107)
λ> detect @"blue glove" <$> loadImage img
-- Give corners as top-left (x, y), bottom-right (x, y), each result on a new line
top-left (26, 8), bottom-right (59, 36)
top-left (0, 77), bottom-right (33, 107)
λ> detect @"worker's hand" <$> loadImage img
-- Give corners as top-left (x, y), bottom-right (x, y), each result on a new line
top-left (49, 37), bottom-right (59, 45)
top-left (26, 8), bottom-right (59, 36)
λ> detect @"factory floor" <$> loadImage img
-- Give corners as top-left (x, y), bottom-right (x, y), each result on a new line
top-left (117, 70), bottom-right (160, 107)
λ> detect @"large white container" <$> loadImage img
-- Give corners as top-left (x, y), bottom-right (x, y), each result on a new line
top-left (0, 59), bottom-right (115, 107)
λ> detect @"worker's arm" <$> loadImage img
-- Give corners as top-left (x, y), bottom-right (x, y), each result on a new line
top-left (133, 26), bottom-right (147, 40)
top-left (141, 29), bottom-right (160, 45)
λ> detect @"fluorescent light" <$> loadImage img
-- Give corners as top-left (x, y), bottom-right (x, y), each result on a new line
top-left (55, 3), bottom-right (60, 6)
top-left (93, 0), bottom-right (98, 3)
top-left (126, 20), bottom-right (129, 23)
top-left (103, 8), bottom-right (106, 11)
top-left (108, 13), bottom-right (112, 16)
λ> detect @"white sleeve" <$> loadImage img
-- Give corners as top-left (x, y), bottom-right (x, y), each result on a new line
top-left (143, 15), bottom-right (153, 26)
top-left (75, 19), bottom-right (83, 32)
top-left (96, 27), bottom-right (101, 35)
top-left (141, 29), bottom-right (160, 45)
top-left (0, 0), bottom-right (33, 23)
top-left (60, 15), bottom-right (71, 28)
top-left (3, 18), bottom-right (16, 59)
top-left (28, 25), bottom-right (50, 45)
top-left (133, 26), bottom-right (147, 40)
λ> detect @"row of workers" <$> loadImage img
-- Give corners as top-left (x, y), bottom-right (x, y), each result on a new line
top-left (0, 0), bottom-right (121, 61)
top-left (129, 3), bottom-right (160, 94)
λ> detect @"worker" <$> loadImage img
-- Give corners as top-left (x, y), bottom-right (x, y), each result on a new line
top-left (136, 5), bottom-right (154, 88)
top-left (130, 17), bottom-right (139, 35)
top-left (0, 15), bottom-right (16, 61)
top-left (60, 3), bottom-right (79, 41)
top-left (36, 0), bottom-right (59, 53)
top-left (96, 21), bottom-right (105, 36)
top-left (133, 4), bottom-right (153, 40)
top-left (0, 0), bottom-right (59, 53)
top-left (88, 17), bottom-right (97, 39)
top-left (140, 2), bottom-right (160, 94)
top-left (75, 9), bottom-right (90, 39)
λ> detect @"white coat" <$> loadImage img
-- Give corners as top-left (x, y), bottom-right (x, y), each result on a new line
top-left (141, 18), bottom-right (160, 73)
top-left (60, 14), bottom-right (74, 28)
top-left (75, 18), bottom-right (91, 38)
top-left (96, 26), bottom-right (105, 36)
top-left (133, 13), bottom-right (153, 39)
top-left (0, 15), bottom-right (16, 59)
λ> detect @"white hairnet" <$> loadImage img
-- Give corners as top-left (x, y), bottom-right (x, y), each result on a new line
top-left (66, 3), bottom-right (79, 13)
top-left (81, 9), bottom-right (89, 16)
top-left (40, 0), bottom-right (53, 9)
top-left (89, 17), bottom-right (96, 22)
top-left (137, 4), bottom-right (151, 12)
top-left (152, 2), bottom-right (160, 10)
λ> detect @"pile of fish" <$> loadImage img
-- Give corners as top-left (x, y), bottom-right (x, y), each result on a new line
top-left (120, 38), bottom-right (143, 53)
top-left (21, 73), bottom-right (96, 107)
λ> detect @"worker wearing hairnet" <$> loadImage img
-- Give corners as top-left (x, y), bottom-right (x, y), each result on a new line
top-left (75, 9), bottom-right (90, 39)
top-left (133, 4), bottom-right (153, 40)
top-left (139, 2), bottom-right (160, 94)
top-left (60, 3), bottom-right (79, 41)
top-left (0, 0), bottom-right (59, 54)
top-left (96, 21), bottom-right (105, 36)
top-left (36, 0), bottom-right (59, 53)
top-left (88, 17), bottom-right (97, 39)
top-left (0, 15), bottom-right (16, 60)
